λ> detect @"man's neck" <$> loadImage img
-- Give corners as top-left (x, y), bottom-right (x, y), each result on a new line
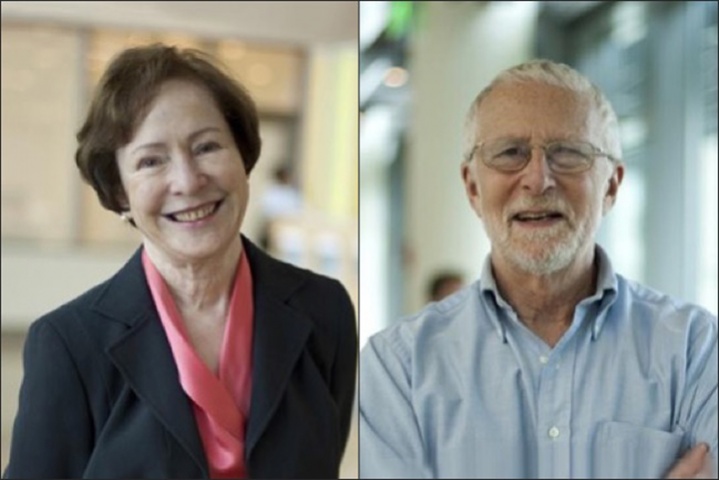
top-left (491, 248), bottom-right (598, 347)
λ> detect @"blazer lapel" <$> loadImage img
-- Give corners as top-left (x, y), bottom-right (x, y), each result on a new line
top-left (90, 238), bottom-right (314, 471)
top-left (92, 248), bottom-right (208, 476)
top-left (242, 239), bottom-right (313, 457)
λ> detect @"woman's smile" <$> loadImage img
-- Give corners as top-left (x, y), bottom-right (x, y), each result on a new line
top-left (165, 199), bottom-right (224, 224)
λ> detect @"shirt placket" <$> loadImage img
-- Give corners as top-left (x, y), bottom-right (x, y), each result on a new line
top-left (536, 339), bottom-right (576, 478)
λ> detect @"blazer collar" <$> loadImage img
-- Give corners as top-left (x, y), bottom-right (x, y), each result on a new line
top-left (90, 236), bottom-right (314, 469)
top-left (92, 247), bottom-right (209, 476)
top-left (91, 236), bottom-right (309, 326)
top-left (240, 238), bottom-right (314, 456)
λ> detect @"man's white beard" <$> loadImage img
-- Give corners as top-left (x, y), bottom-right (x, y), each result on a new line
top-left (491, 215), bottom-right (596, 276)
top-left (503, 223), bottom-right (579, 275)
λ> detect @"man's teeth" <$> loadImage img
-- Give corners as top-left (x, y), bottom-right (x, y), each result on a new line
top-left (174, 204), bottom-right (215, 222)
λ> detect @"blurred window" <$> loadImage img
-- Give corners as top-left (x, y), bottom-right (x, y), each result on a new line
top-left (1, 24), bottom-right (81, 244)
top-left (1, 23), bottom-right (304, 248)
top-left (698, 1), bottom-right (718, 312)
top-left (539, 1), bottom-right (718, 315)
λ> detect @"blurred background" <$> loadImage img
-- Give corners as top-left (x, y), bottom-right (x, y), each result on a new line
top-left (360, 1), bottom-right (718, 349)
top-left (1, 1), bottom-right (357, 476)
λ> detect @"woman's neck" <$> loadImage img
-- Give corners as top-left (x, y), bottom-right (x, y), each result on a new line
top-left (144, 237), bottom-right (242, 315)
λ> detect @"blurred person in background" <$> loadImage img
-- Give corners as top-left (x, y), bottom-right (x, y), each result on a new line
top-left (426, 270), bottom-right (465, 303)
top-left (4, 44), bottom-right (357, 479)
top-left (359, 60), bottom-right (717, 479)
top-left (259, 163), bottom-right (303, 250)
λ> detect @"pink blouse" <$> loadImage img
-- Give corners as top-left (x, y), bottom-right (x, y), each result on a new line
top-left (142, 249), bottom-right (254, 478)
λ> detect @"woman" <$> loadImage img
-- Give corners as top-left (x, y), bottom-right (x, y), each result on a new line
top-left (4, 44), bottom-right (357, 479)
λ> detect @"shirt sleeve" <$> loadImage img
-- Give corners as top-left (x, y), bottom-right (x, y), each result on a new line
top-left (359, 329), bottom-right (432, 479)
top-left (3, 318), bottom-right (94, 479)
top-left (676, 313), bottom-right (718, 475)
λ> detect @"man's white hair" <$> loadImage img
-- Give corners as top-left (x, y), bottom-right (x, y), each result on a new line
top-left (463, 59), bottom-right (622, 163)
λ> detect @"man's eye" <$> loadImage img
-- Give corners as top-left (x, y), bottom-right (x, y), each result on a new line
top-left (499, 147), bottom-right (524, 157)
top-left (552, 145), bottom-right (586, 159)
top-left (194, 142), bottom-right (220, 155)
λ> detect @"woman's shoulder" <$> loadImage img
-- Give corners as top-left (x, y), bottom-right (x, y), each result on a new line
top-left (28, 276), bottom-right (122, 342)
top-left (243, 238), bottom-right (355, 325)
top-left (243, 237), bottom-right (349, 295)
top-left (30, 250), bottom-right (146, 342)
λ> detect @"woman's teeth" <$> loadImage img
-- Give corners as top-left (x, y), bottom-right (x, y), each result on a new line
top-left (173, 203), bottom-right (216, 222)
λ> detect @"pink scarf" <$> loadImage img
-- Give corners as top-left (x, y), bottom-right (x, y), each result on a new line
top-left (142, 249), bottom-right (254, 478)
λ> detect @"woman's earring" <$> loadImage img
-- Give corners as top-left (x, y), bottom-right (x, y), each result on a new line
top-left (120, 212), bottom-right (132, 223)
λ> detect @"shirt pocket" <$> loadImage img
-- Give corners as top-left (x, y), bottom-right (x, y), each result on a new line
top-left (592, 421), bottom-right (684, 478)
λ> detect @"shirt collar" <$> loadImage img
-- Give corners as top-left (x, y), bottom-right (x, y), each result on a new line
top-left (478, 244), bottom-right (619, 343)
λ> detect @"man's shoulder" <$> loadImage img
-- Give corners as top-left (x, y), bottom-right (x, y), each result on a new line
top-left (617, 275), bottom-right (716, 320)
top-left (364, 282), bottom-right (485, 359)
top-left (614, 274), bottom-right (717, 339)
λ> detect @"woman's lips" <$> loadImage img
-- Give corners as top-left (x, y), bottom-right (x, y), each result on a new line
top-left (165, 200), bottom-right (223, 223)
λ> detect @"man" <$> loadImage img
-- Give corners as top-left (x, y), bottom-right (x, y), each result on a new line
top-left (359, 60), bottom-right (717, 478)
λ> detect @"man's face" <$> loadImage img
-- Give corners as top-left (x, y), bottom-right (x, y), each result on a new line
top-left (461, 81), bottom-right (623, 276)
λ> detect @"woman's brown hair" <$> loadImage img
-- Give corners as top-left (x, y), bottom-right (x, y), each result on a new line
top-left (75, 43), bottom-right (262, 214)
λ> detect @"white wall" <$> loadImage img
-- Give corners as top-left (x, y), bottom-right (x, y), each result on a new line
top-left (358, 106), bottom-right (396, 348)
top-left (1, 242), bottom-right (138, 329)
top-left (403, 2), bottom-right (539, 313)
top-left (0, 1), bottom-right (357, 47)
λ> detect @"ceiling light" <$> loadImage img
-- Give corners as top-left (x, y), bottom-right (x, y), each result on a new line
top-left (383, 67), bottom-right (408, 88)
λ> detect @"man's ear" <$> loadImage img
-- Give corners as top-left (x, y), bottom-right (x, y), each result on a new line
top-left (461, 161), bottom-right (483, 219)
top-left (602, 162), bottom-right (624, 215)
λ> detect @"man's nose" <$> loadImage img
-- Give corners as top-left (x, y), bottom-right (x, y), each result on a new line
top-left (519, 146), bottom-right (556, 195)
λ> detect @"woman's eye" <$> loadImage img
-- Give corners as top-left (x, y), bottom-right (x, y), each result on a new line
top-left (195, 142), bottom-right (220, 155)
top-left (137, 156), bottom-right (163, 169)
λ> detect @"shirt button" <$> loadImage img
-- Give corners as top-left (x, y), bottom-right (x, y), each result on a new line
top-left (548, 426), bottom-right (560, 438)
top-left (539, 355), bottom-right (549, 364)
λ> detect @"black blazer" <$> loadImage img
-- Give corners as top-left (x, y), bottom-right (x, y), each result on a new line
top-left (3, 237), bottom-right (357, 479)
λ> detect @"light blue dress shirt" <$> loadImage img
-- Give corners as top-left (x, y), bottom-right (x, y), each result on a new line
top-left (359, 246), bottom-right (718, 478)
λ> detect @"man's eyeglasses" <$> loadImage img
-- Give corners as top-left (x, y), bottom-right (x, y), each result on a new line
top-left (466, 139), bottom-right (618, 174)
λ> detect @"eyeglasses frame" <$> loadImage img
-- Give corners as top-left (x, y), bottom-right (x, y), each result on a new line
top-left (465, 139), bottom-right (620, 173)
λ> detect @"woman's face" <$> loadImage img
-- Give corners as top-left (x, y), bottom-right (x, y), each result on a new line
top-left (116, 79), bottom-right (249, 265)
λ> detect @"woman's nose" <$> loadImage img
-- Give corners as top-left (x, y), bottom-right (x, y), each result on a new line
top-left (169, 154), bottom-right (207, 194)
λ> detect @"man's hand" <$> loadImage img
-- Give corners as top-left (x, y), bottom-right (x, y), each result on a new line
top-left (664, 443), bottom-right (715, 479)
